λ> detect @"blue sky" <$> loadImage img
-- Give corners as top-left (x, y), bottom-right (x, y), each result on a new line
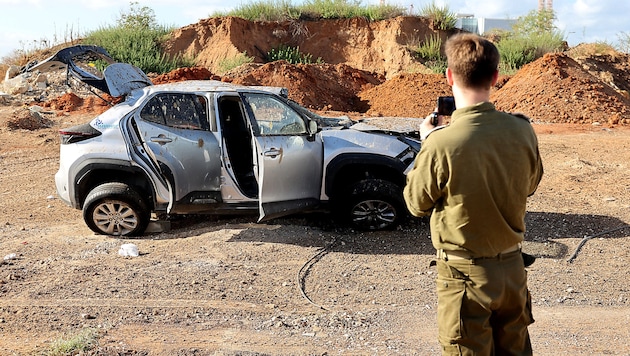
top-left (0, 0), bottom-right (627, 60)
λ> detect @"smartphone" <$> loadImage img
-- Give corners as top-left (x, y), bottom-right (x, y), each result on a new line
top-left (437, 96), bottom-right (456, 116)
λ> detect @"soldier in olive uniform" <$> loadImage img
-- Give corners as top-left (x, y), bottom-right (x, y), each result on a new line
top-left (404, 33), bottom-right (544, 355)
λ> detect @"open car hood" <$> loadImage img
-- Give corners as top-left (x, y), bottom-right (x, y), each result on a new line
top-left (23, 45), bottom-right (152, 97)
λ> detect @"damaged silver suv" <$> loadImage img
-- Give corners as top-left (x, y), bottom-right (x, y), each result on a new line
top-left (32, 46), bottom-right (421, 236)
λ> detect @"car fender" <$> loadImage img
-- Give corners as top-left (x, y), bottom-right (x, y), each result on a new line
top-left (69, 158), bottom-right (165, 210)
top-left (323, 153), bottom-right (407, 199)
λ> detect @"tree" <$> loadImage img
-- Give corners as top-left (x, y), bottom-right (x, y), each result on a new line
top-left (511, 9), bottom-right (557, 37)
top-left (117, 1), bottom-right (158, 30)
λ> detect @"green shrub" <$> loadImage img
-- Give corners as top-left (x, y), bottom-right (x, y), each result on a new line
top-left (496, 9), bottom-right (565, 72)
top-left (412, 34), bottom-right (442, 61)
top-left (46, 328), bottom-right (99, 356)
top-left (419, 1), bottom-right (457, 30)
top-left (496, 36), bottom-right (536, 73)
top-left (84, 25), bottom-right (193, 74)
top-left (83, 2), bottom-right (193, 74)
top-left (408, 34), bottom-right (446, 74)
top-left (218, 52), bottom-right (255, 73)
top-left (267, 45), bottom-right (322, 64)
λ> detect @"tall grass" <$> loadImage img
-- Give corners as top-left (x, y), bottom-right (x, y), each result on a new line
top-left (216, 0), bottom-right (301, 21)
top-left (408, 34), bottom-right (447, 74)
top-left (214, 0), bottom-right (405, 21)
top-left (267, 45), bottom-right (322, 64)
top-left (419, 1), bottom-right (457, 30)
top-left (84, 25), bottom-right (193, 74)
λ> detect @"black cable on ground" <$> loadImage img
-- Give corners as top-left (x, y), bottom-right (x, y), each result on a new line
top-left (567, 224), bottom-right (630, 263)
top-left (297, 236), bottom-right (343, 311)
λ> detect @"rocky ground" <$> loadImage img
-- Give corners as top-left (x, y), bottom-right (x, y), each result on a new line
top-left (0, 106), bottom-right (629, 355)
top-left (1, 15), bottom-right (630, 356)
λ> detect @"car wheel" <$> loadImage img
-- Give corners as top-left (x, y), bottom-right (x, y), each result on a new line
top-left (82, 182), bottom-right (150, 236)
top-left (345, 179), bottom-right (406, 230)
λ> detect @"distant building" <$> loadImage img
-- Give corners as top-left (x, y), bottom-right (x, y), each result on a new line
top-left (456, 14), bottom-right (517, 35)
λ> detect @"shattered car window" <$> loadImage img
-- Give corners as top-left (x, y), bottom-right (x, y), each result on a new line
top-left (243, 94), bottom-right (306, 135)
top-left (140, 93), bottom-right (209, 130)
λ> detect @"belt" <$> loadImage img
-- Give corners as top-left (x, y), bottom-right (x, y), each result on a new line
top-left (437, 244), bottom-right (521, 261)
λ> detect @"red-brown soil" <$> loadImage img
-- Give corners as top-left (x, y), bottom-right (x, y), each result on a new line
top-left (492, 53), bottom-right (630, 125)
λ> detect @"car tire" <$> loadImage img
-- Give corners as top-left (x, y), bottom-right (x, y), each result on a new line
top-left (82, 182), bottom-right (150, 237)
top-left (344, 179), bottom-right (406, 231)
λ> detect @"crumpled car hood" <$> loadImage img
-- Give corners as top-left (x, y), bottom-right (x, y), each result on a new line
top-left (321, 125), bottom-right (420, 159)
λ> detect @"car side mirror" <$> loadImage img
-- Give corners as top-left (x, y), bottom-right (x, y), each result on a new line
top-left (308, 120), bottom-right (319, 134)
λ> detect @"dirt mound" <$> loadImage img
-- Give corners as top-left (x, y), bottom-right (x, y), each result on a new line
top-left (492, 53), bottom-right (630, 125)
top-left (151, 66), bottom-right (220, 84)
top-left (572, 53), bottom-right (630, 95)
top-left (231, 61), bottom-right (384, 111)
top-left (358, 72), bottom-right (452, 117)
top-left (44, 92), bottom-right (83, 112)
top-left (164, 16), bottom-right (433, 79)
top-left (4, 108), bottom-right (52, 130)
top-left (5, 16), bottom-right (630, 126)
top-left (41, 92), bottom-right (113, 115)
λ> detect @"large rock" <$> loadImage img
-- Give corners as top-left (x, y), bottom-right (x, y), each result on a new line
top-left (2, 75), bottom-right (29, 95)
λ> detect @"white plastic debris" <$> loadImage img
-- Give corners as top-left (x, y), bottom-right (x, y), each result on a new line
top-left (3, 253), bottom-right (17, 261)
top-left (118, 243), bottom-right (139, 257)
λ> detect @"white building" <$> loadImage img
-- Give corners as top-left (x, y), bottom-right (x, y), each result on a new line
top-left (456, 15), bottom-right (517, 35)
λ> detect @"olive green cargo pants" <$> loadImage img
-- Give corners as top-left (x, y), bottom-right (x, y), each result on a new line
top-left (436, 250), bottom-right (534, 355)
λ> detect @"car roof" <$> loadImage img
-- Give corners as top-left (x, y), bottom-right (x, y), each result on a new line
top-left (140, 80), bottom-right (289, 98)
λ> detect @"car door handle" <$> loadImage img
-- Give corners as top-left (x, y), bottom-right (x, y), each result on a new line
top-left (263, 148), bottom-right (282, 158)
top-left (150, 135), bottom-right (172, 145)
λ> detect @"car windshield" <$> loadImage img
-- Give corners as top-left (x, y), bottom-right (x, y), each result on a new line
top-left (283, 98), bottom-right (353, 128)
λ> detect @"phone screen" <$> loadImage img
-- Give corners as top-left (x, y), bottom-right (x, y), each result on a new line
top-left (437, 96), bottom-right (456, 116)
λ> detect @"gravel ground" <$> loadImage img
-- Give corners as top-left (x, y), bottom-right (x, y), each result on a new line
top-left (1, 106), bottom-right (629, 354)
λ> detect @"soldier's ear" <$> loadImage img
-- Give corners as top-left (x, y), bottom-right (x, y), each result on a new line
top-left (445, 68), bottom-right (454, 86)
top-left (491, 70), bottom-right (499, 86)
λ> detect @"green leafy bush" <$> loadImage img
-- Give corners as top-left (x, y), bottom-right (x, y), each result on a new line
top-left (496, 9), bottom-right (565, 72)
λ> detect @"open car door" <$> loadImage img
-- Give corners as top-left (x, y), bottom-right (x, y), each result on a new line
top-left (239, 92), bottom-right (323, 221)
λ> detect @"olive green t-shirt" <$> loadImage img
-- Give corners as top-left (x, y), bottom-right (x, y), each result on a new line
top-left (403, 102), bottom-right (543, 257)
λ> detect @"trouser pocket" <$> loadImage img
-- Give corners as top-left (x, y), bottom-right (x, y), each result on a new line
top-left (436, 260), bottom-right (467, 348)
